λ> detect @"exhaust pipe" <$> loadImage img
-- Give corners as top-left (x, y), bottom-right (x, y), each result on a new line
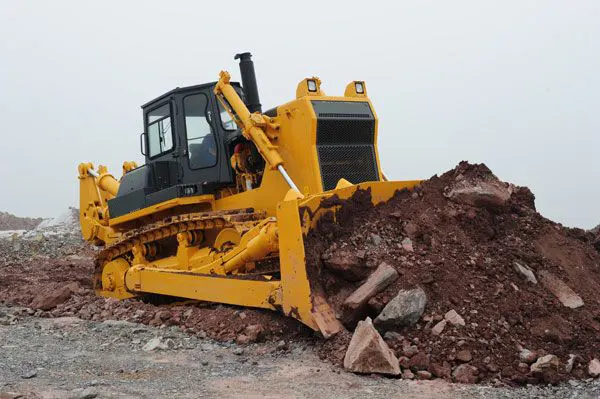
top-left (234, 52), bottom-right (262, 113)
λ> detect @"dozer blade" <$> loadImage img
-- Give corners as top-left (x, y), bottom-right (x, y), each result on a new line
top-left (276, 179), bottom-right (421, 337)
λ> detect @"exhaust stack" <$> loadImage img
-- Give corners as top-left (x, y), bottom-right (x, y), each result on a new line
top-left (234, 52), bottom-right (262, 113)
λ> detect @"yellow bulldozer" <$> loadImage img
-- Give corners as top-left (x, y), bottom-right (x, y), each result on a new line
top-left (77, 53), bottom-right (420, 337)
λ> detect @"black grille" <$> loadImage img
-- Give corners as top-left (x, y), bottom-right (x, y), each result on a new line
top-left (318, 145), bottom-right (379, 191)
top-left (316, 119), bottom-right (375, 144)
top-left (312, 101), bottom-right (379, 191)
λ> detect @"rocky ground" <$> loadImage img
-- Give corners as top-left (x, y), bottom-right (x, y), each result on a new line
top-left (2, 304), bottom-right (600, 399)
top-left (1, 163), bottom-right (600, 397)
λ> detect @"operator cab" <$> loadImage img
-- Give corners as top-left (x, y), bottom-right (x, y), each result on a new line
top-left (107, 53), bottom-right (264, 220)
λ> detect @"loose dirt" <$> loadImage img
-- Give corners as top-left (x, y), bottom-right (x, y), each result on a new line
top-left (1, 161), bottom-right (599, 386)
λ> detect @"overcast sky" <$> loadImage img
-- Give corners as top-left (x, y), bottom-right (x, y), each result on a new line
top-left (0, 1), bottom-right (598, 228)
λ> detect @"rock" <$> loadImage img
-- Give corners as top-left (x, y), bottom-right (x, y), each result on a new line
top-left (343, 317), bottom-right (400, 376)
top-left (408, 351), bottom-right (430, 371)
top-left (142, 337), bottom-right (168, 352)
top-left (276, 340), bottom-right (289, 351)
top-left (21, 370), bottom-right (37, 379)
top-left (370, 234), bottom-right (382, 246)
top-left (444, 309), bottom-right (465, 327)
top-left (519, 348), bottom-right (538, 364)
top-left (513, 261), bottom-right (537, 284)
top-left (401, 238), bottom-right (414, 252)
top-left (530, 354), bottom-right (559, 373)
top-left (445, 178), bottom-right (512, 209)
top-left (240, 324), bottom-right (263, 343)
top-left (322, 248), bottom-right (369, 281)
top-left (530, 316), bottom-right (573, 343)
top-left (402, 343), bottom-right (419, 357)
top-left (456, 350), bottom-right (472, 363)
top-left (398, 356), bottom-right (411, 368)
top-left (233, 347), bottom-right (244, 356)
top-left (30, 283), bottom-right (78, 310)
top-left (453, 364), bottom-right (479, 384)
top-left (431, 320), bottom-right (446, 336)
top-left (374, 287), bottom-right (427, 331)
top-left (538, 271), bottom-right (584, 309)
top-left (416, 370), bottom-right (432, 380)
top-left (342, 262), bottom-right (399, 327)
top-left (588, 358), bottom-right (600, 377)
top-left (565, 354), bottom-right (577, 373)
top-left (404, 222), bottom-right (418, 237)
top-left (431, 362), bottom-right (452, 379)
top-left (516, 362), bottom-right (530, 374)
top-left (401, 369), bottom-right (415, 380)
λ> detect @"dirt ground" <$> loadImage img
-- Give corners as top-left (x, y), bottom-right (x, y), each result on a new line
top-left (2, 304), bottom-right (600, 399)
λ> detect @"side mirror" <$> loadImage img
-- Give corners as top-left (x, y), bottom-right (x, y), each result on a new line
top-left (140, 132), bottom-right (147, 156)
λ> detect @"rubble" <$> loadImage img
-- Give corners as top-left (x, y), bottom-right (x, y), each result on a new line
top-left (343, 317), bottom-right (400, 376)
top-left (513, 261), bottom-right (538, 284)
top-left (373, 287), bottom-right (427, 331)
top-left (341, 262), bottom-right (398, 326)
top-left (530, 355), bottom-right (559, 373)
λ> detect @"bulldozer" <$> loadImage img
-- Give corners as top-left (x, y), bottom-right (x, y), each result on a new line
top-left (77, 53), bottom-right (420, 337)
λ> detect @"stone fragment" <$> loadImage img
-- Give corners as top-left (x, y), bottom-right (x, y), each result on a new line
top-left (142, 337), bottom-right (170, 352)
top-left (374, 287), bottom-right (427, 331)
top-left (244, 324), bottom-right (263, 342)
top-left (21, 370), bottom-right (37, 379)
top-left (342, 262), bottom-right (399, 327)
top-left (416, 370), bottom-right (432, 380)
top-left (565, 354), bottom-right (577, 373)
top-left (530, 354), bottom-right (559, 373)
top-left (402, 343), bottom-right (419, 357)
top-left (430, 362), bottom-right (452, 379)
top-left (408, 351), bottom-right (430, 371)
top-left (516, 362), bottom-right (530, 374)
top-left (513, 262), bottom-right (537, 284)
top-left (452, 364), bottom-right (479, 384)
top-left (370, 234), bottom-right (382, 246)
top-left (322, 248), bottom-right (369, 281)
top-left (401, 238), bottom-right (414, 252)
top-left (431, 320), bottom-right (446, 336)
top-left (588, 358), bottom-right (600, 377)
top-left (445, 179), bottom-right (512, 209)
top-left (456, 350), bottom-right (472, 363)
top-left (343, 317), bottom-right (400, 376)
top-left (30, 283), bottom-right (78, 311)
top-left (538, 271), bottom-right (584, 309)
top-left (401, 369), bottom-right (415, 380)
top-left (518, 348), bottom-right (538, 364)
top-left (444, 309), bottom-right (465, 327)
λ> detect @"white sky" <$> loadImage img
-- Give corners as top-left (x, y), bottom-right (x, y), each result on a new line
top-left (0, 1), bottom-right (598, 228)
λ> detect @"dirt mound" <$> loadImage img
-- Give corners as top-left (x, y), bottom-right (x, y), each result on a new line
top-left (308, 161), bottom-right (600, 384)
top-left (0, 211), bottom-right (42, 231)
top-left (1, 161), bottom-right (599, 386)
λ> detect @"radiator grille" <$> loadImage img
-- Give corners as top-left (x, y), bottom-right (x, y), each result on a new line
top-left (313, 101), bottom-right (379, 191)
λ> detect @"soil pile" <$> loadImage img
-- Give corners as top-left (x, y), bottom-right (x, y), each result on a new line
top-left (0, 211), bottom-right (42, 231)
top-left (1, 162), bottom-right (599, 386)
top-left (308, 161), bottom-right (600, 384)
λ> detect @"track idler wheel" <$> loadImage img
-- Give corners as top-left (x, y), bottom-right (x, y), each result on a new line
top-left (98, 257), bottom-right (137, 299)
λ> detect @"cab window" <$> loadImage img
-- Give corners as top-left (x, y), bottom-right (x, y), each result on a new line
top-left (147, 104), bottom-right (173, 157)
top-left (184, 93), bottom-right (217, 169)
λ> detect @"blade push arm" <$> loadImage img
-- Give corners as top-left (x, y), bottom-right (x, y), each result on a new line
top-left (214, 71), bottom-right (302, 195)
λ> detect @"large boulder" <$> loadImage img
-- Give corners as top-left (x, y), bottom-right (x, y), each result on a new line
top-left (374, 287), bottom-right (427, 331)
top-left (30, 282), bottom-right (79, 311)
top-left (341, 262), bottom-right (399, 327)
top-left (343, 317), bottom-right (400, 376)
top-left (444, 166), bottom-right (513, 210)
